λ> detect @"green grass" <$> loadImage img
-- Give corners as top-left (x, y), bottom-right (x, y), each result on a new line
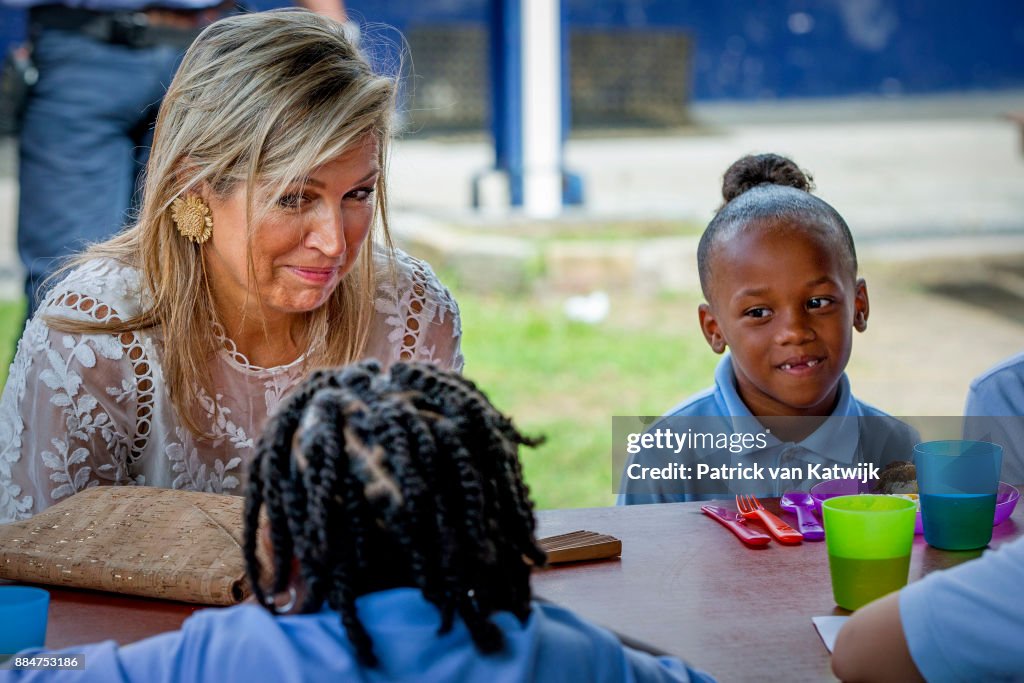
top-left (448, 219), bottom-right (704, 243)
top-left (0, 292), bottom-right (719, 510)
top-left (455, 292), bottom-right (716, 509)
top-left (0, 299), bottom-right (26, 388)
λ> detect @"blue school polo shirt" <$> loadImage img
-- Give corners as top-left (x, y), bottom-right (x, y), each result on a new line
top-left (900, 534), bottom-right (1024, 681)
top-left (964, 351), bottom-right (1024, 485)
top-left (618, 354), bottom-right (917, 503)
top-left (1, 588), bottom-right (713, 683)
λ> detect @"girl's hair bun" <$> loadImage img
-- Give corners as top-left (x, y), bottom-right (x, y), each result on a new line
top-left (721, 153), bottom-right (814, 204)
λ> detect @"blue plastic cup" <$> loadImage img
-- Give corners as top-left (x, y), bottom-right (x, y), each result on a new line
top-left (0, 587), bottom-right (49, 659)
top-left (915, 440), bottom-right (1002, 550)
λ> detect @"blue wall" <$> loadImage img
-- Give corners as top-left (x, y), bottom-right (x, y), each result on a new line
top-left (566, 0), bottom-right (1024, 99)
top-left (3, 0), bottom-right (1023, 101)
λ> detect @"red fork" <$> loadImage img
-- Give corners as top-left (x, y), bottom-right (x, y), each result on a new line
top-left (736, 494), bottom-right (803, 544)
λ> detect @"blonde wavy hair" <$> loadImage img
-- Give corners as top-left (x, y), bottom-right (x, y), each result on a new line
top-left (46, 9), bottom-right (397, 436)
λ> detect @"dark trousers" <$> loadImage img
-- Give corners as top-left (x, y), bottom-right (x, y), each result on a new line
top-left (17, 27), bottom-right (183, 318)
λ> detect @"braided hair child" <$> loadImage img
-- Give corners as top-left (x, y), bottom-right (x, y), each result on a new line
top-left (619, 153), bottom-right (917, 504)
top-left (3, 361), bottom-right (714, 683)
top-left (242, 359), bottom-right (547, 665)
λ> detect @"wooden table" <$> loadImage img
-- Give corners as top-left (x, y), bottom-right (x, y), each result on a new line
top-left (10, 498), bottom-right (1023, 682)
top-left (31, 586), bottom-right (199, 651)
top-left (533, 499), bottom-right (1024, 682)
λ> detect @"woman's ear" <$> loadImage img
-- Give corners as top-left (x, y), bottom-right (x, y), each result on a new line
top-left (699, 303), bottom-right (727, 354)
top-left (853, 278), bottom-right (869, 332)
top-left (171, 157), bottom-right (210, 200)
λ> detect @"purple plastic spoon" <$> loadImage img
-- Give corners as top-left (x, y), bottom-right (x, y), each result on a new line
top-left (780, 491), bottom-right (825, 541)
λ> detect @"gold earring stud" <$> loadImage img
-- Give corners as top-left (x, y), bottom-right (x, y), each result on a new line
top-left (170, 195), bottom-right (213, 244)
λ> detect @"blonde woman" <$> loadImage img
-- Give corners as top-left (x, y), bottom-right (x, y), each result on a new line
top-left (0, 9), bottom-right (462, 522)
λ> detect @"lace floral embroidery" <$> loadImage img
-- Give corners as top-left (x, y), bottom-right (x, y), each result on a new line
top-left (166, 427), bottom-right (242, 494)
top-left (51, 289), bottom-right (157, 467)
top-left (1, 249), bottom-right (461, 520)
top-left (211, 322), bottom-right (305, 374)
top-left (376, 252), bottom-right (460, 366)
top-left (264, 373), bottom-right (297, 417)
top-left (38, 332), bottom-right (133, 501)
top-left (196, 389), bottom-right (254, 451)
top-left (163, 390), bottom-right (250, 494)
top-left (0, 321), bottom-right (47, 521)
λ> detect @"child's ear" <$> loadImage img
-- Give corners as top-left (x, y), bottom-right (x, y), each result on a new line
top-left (698, 303), bottom-right (727, 354)
top-left (853, 278), bottom-right (869, 332)
top-left (259, 522), bottom-right (301, 586)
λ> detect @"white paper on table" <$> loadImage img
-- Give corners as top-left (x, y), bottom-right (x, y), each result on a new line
top-left (812, 616), bottom-right (849, 653)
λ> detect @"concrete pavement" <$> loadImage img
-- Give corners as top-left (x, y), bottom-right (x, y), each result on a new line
top-left (2, 91), bottom-right (1023, 296)
top-left (386, 92), bottom-right (1024, 240)
top-left (0, 92), bottom-right (1023, 415)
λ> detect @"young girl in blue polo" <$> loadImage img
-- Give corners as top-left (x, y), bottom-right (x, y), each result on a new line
top-left (5, 361), bottom-right (713, 683)
top-left (621, 154), bottom-right (915, 503)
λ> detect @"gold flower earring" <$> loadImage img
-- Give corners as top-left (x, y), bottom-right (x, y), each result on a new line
top-left (170, 195), bottom-right (213, 244)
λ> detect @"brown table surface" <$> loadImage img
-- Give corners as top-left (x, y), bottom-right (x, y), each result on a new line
top-left (532, 499), bottom-right (1024, 683)
top-left (6, 497), bottom-right (1022, 682)
top-left (25, 586), bottom-right (200, 652)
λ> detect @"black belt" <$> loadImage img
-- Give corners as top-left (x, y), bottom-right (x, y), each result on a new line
top-left (28, 5), bottom-right (209, 49)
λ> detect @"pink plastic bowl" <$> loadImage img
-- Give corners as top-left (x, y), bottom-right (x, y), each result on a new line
top-left (809, 479), bottom-right (1019, 535)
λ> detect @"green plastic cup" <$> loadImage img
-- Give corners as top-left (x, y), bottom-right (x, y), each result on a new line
top-left (823, 495), bottom-right (917, 610)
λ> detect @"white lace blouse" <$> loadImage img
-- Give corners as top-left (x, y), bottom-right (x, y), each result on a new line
top-left (0, 248), bottom-right (463, 522)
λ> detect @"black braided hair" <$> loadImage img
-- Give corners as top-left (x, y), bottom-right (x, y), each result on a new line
top-left (696, 153), bottom-right (858, 301)
top-left (242, 360), bottom-right (547, 667)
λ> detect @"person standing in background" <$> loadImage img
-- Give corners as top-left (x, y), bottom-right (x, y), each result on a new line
top-left (963, 350), bottom-right (1024, 485)
top-left (1, 0), bottom-right (350, 320)
top-left (0, 9), bottom-right (462, 523)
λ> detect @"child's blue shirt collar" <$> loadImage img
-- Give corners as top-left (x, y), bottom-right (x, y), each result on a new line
top-left (713, 353), bottom-right (861, 465)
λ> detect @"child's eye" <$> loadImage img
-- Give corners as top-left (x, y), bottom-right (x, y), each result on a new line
top-left (277, 193), bottom-right (311, 209)
top-left (807, 297), bottom-right (834, 310)
top-left (743, 307), bottom-right (772, 319)
top-left (345, 186), bottom-right (376, 202)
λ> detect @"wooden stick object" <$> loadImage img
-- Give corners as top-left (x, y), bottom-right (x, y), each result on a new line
top-left (538, 530), bottom-right (622, 564)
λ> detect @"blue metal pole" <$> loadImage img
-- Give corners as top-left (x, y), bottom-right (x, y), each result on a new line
top-left (487, 0), bottom-right (523, 207)
top-left (560, 0), bottom-right (583, 206)
top-left (479, 0), bottom-right (581, 210)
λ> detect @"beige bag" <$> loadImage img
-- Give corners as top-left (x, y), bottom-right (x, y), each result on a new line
top-left (0, 486), bottom-right (250, 605)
